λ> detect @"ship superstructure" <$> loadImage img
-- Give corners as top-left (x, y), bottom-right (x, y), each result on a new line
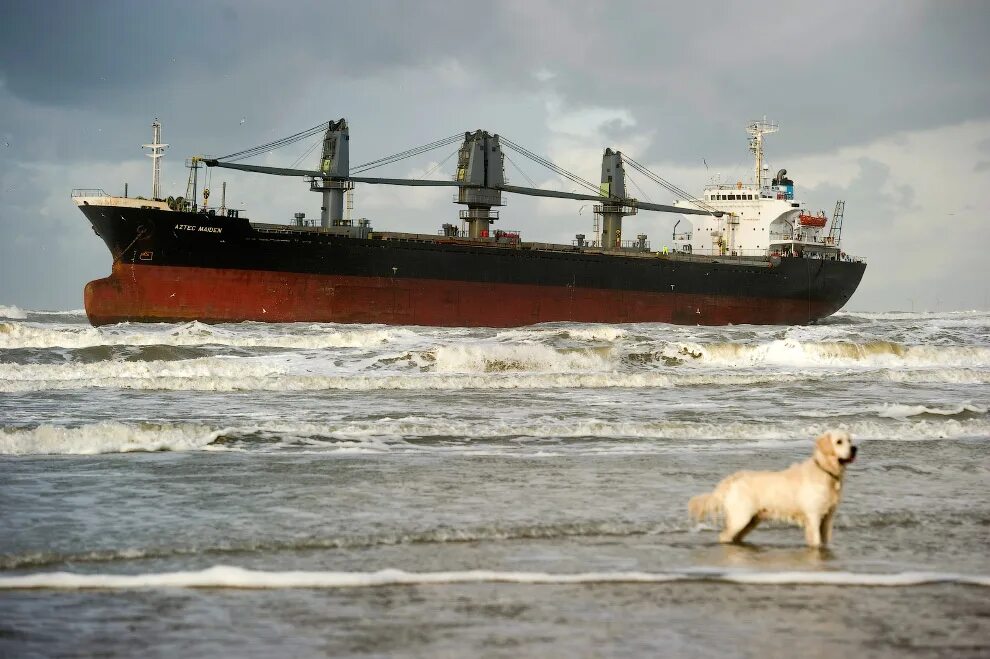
top-left (673, 119), bottom-right (846, 260)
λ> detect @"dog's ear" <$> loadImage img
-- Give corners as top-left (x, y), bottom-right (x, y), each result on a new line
top-left (815, 432), bottom-right (841, 476)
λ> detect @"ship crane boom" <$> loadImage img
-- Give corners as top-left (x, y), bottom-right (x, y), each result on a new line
top-left (202, 159), bottom-right (715, 217)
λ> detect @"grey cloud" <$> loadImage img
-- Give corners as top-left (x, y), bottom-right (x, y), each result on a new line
top-left (5, 1), bottom-right (987, 161)
top-left (0, 1), bottom-right (232, 105)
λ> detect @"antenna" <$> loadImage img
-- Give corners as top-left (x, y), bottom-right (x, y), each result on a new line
top-left (142, 118), bottom-right (169, 200)
top-left (747, 117), bottom-right (778, 188)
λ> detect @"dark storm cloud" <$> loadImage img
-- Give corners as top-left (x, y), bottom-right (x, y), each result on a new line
top-left (0, 0), bottom-right (232, 105)
top-left (0, 1), bottom-right (499, 107)
top-left (3, 1), bottom-right (988, 163)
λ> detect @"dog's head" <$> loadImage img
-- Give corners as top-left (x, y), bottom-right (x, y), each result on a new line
top-left (814, 430), bottom-right (857, 477)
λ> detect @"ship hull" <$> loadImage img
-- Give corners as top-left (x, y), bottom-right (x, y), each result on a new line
top-left (78, 205), bottom-right (866, 327)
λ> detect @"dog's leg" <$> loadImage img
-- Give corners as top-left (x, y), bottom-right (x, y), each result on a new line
top-left (733, 516), bottom-right (760, 543)
top-left (804, 515), bottom-right (823, 548)
top-left (820, 511), bottom-right (835, 546)
top-left (720, 510), bottom-right (759, 544)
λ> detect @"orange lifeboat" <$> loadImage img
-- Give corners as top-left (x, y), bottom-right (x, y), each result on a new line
top-left (798, 212), bottom-right (828, 228)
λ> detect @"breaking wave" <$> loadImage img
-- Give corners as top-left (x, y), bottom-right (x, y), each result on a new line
top-left (0, 305), bottom-right (27, 319)
top-left (4, 417), bottom-right (988, 456)
top-left (673, 339), bottom-right (990, 368)
top-left (0, 320), bottom-right (416, 350)
top-left (3, 319), bottom-right (989, 371)
top-left (877, 403), bottom-right (987, 420)
top-left (432, 343), bottom-right (613, 373)
top-left (0, 357), bottom-right (287, 392)
top-left (0, 421), bottom-right (231, 455)
top-left (4, 363), bottom-right (990, 393)
top-left (0, 565), bottom-right (986, 590)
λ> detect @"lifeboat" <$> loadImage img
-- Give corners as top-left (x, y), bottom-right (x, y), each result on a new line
top-left (798, 212), bottom-right (828, 228)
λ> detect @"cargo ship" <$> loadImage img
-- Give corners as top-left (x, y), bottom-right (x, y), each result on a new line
top-left (72, 118), bottom-right (865, 327)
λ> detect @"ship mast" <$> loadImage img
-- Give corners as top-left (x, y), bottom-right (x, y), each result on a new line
top-left (142, 118), bottom-right (168, 200)
top-left (747, 118), bottom-right (778, 188)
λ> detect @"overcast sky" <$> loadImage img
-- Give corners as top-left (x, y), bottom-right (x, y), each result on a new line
top-left (1, 0), bottom-right (988, 311)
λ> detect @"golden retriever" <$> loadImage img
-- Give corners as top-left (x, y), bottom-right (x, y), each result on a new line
top-left (688, 430), bottom-right (857, 547)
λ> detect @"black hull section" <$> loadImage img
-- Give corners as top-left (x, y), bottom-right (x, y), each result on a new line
top-left (79, 205), bottom-right (866, 326)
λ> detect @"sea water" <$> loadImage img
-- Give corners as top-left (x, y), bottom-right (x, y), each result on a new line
top-left (1, 307), bottom-right (988, 657)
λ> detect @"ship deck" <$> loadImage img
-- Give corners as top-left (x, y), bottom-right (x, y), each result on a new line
top-left (248, 222), bottom-right (781, 268)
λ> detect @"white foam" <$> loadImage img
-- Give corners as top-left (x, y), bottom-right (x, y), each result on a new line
top-left (0, 305), bottom-right (27, 319)
top-left (32, 308), bottom-right (87, 315)
top-left (0, 356), bottom-right (285, 389)
top-left (0, 565), bottom-right (985, 590)
top-left (882, 369), bottom-right (990, 385)
top-left (674, 339), bottom-right (990, 369)
top-left (432, 342), bottom-right (613, 373)
top-left (11, 358), bottom-right (990, 395)
top-left (6, 416), bottom-right (987, 456)
top-left (266, 416), bottom-right (990, 443)
top-left (0, 421), bottom-right (230, 455)
top-left (0, 320), bottom-right (417, 350)
top-left (878, 403), bottom-right (987, 419)
top-left (495, 326), bottom-right (630, 343)
top-left (837, 310), bottom-right (990, 322)
top-left (0, 366), bottom-right (814, 393)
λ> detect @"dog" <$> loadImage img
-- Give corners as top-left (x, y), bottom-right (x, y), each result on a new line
top-left (688, 430), bottom-right (857, 547)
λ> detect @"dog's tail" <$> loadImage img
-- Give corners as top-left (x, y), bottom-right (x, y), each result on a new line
top-left (690, 473), bottom-right (747, 521)
top-left (688, 491), bottom-right (723, 522)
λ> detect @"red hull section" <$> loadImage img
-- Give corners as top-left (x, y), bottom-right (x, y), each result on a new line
top-left (86, 263), bottom-right (837, 327)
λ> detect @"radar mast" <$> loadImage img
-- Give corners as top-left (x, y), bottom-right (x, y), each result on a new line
top-left (142, 119), bottom-right (168, 200)
top-left (747, 118), bottom-right (778, 188)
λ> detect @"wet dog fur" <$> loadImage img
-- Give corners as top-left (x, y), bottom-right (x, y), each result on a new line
top-left (688, 430), bottom-right (857, 547)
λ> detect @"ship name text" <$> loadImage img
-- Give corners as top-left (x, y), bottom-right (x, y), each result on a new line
top-left (176, 224), bottom-right (222, 234)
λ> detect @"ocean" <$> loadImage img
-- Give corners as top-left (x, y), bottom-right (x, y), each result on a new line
top-left (1, 305), bottom-right (988, 657)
